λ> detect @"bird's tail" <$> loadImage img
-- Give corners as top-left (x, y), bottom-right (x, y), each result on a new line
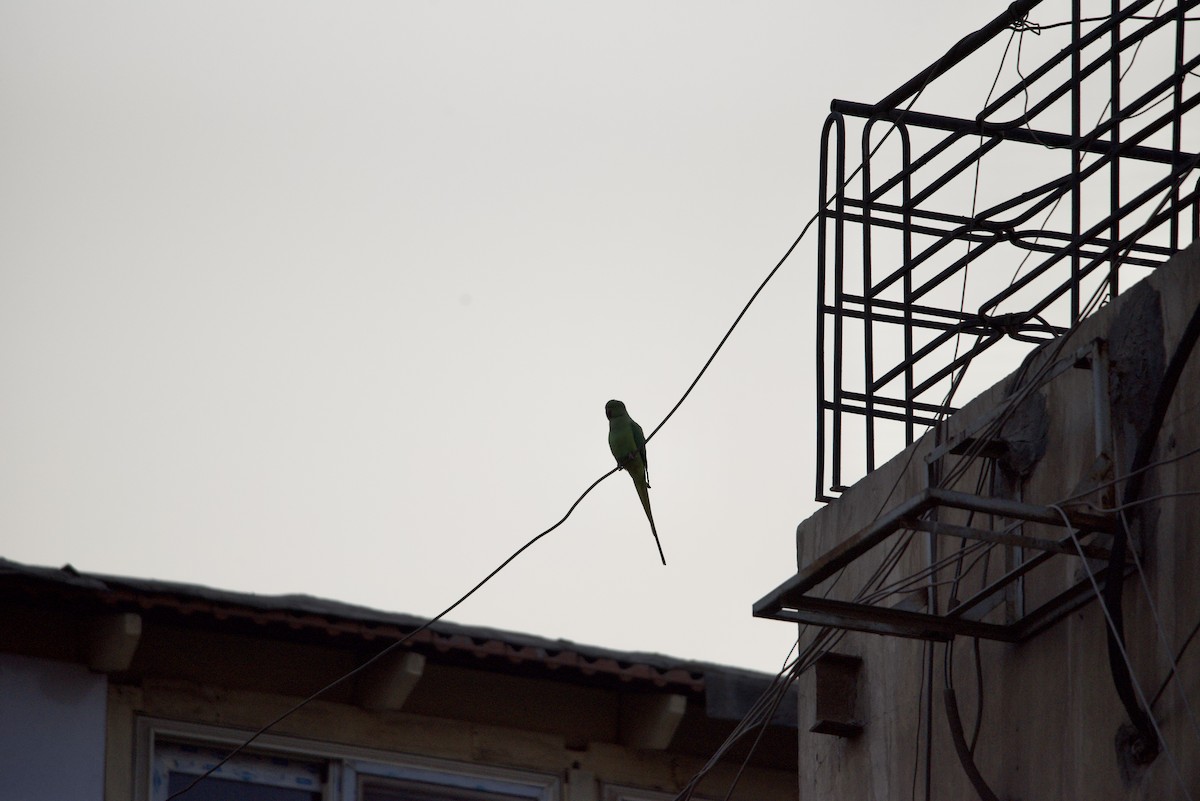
top-left (629, 467), bottom-right (666, 566)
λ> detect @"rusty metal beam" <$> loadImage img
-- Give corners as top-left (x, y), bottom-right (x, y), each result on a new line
top-left (753, 487), bottom-right (1120, 643)
top-left (755, 595), bottom-right (1016, 643)
top-left (926, 488), bottom-right (1116, 533)
top-left (906, 517), bottom-right (1115, 561)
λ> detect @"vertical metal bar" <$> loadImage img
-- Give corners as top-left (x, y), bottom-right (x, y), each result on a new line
top-left (1194, 174), bottom-right (1200, 243)
top-left (1092, 339), bottom-right (1113, 458)
top-left (816, 117), bottom-right (831, 501)
top-left (1109, 0), bottom-right (1121, 297)
top-left (817, 113), bottom-right (847, 501)
top-left (816, 119), bottom-right (835, 501)
top-left (1071, 0), bottom-right (1083, 319)
top-left (831, 116), bottom-right (848, 493)
top-left (923, 643), bottom-right (934, 801)
top-left (862, 121), bottom-right (877, 474)
top-left (1005, 484), bottom-right (1027, 625)
top-left (1172, 0), bottom-right (1185, 251)
top-left (901, 124), bottom-right (915, 446)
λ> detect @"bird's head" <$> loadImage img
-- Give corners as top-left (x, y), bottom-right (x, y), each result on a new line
top-left (605, 399), bottom-right (627, 420)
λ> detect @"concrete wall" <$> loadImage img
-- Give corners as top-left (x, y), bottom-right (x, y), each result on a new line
top-left (793, 241), bottom-right (1200, 799)
top-left (0, 653), bottom-right (108, 801)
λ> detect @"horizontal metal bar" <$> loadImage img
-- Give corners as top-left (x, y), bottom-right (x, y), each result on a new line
top-left (875, 0), bottom-right (1045, 110)
top-left (838, 391), bottom-right (954, 417)
top-left (978, 0), bottom-right (1174, 120)
top-left (906, 517), bottom-right (1114, 561)
top-left (830, 294), bottom-right (992, 324)
top-left (832, 101), bottom-right (1198, 167)
top-left (946, 548), bottom-right (1056, 620)
top-left (981, 160), bottom-right (1200, 315)
top-left (824, 305), bottom-right (976, 335)
top-left (756, 485), bottom-right (1116, 610)
top-left (821, 399), bottom-right (945, 427)
top-left (759, 491), bottom-right (935, 606)
top-left (928, 488), bottom-right (1116, 533)
top-left (878, 333), bottom-right (1002, 398)
top-left (1012, 564), bottom-right (1136, 641)
top-left (753, 595), bottom-right (1016, 642)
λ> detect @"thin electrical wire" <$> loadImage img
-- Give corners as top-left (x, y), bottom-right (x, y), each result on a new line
top-left (808, 31), bottom-right (1046, 774)
top-left (899, 26), bottom-right (1021, 493)
top-left (858, 539), bottom-right (993, 604)
top-left (902, 121), bottom-right (1200, 788)
top-left (969, 635), bottom-right (985, 753)
top-left (166, 38), bottom-right (936, 801)
top-left (1152, 615), bottom-right (1200, 708)
top-left (861, 571), bottom-right (986, 607)
top-left (659, 76), bottom-right (947, 796)
top-left (1054, 503), bottom-right (1196, 801)
top-left (901, 262), bottom-right (1147, 615)
top-left (151, 7), bottom-right (1199, 801)
top-left (489, 8), bottom-right (1200, 800)
top-left (716, 637), bottom-right (839, 801)
top-left (1081, 489), bottom-right (1200, 513)
top-left (806, 4), bottom-right (1200, 796)
top-left (1056, 443), bottom-right (1200, 505)
top-left (678, 518), bottom-right (939, 801)
top-left (910, 639), bottom-right (928, 801)
top-left (1027, 13), bottom-right (1199, 33)
top-left (1086, 150), bottom-right (1200, 745)
top-left (675, 628), bottom-right (845, 801)
top-left (645, 219), bottom-right (811, 444)
top-left (1117, 507), bottom-right (1200, 746)
top-left (945, 458), bottom-right (996, 613)
top-left (660, 77), bottom-right (951, 790)
top-left (961, 244), bottom-right (1124, 484)
top-left (931, 270), bottom-right (1138, 578)
top-left (680, 480), bottom-right (944, 800)
top-left (1007, 0), bottom-right (1166, 289)
top-left (647, 82), bottom-right (930, 446)
top-left (1014, 27), bottom-right (1054, 150)
top-left (948, 29), bottom-right (1018, 373)
top-left (957, 2), bottom-right (1176, 424)
top-left (938, 271), bottom-right (1103, 493)
top-left (1124, 73), bottom-right (1196, 121)
top-left (939, 260), bottom-right (1115, 490)
top-left (164, 465), bottom-right (618, 801)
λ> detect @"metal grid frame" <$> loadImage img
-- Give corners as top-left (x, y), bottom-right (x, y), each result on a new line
top-left (817, 0), bottom-right (1200, 501)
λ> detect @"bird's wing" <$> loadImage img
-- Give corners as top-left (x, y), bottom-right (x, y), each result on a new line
top-left (632, 419), bottom-right (648, 469)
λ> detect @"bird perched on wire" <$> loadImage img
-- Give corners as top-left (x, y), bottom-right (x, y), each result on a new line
top-left (605, 399), bottom-right (666, 565)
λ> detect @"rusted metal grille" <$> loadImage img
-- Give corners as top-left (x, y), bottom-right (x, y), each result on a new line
top-left (816, 0), bottom-right (1200, 500)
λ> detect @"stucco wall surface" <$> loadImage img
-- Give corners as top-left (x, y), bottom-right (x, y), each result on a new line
top-left (793, 241), bottom-right (1200, 800)
top-left (0, 653), bottom-right (108, 801)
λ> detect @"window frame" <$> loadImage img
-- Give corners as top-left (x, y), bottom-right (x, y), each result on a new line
top-left (602, 783), bottom-right (713, 801)
top-left (135, 717), bottom-right (560, 801)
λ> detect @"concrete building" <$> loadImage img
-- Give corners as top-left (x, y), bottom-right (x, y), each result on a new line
top-left (750, 2), bottom-right (1200, 797)
top-left (0, 558), bottom-right (797, 801)
top-left (757, 242), bottom-right (1200, 798)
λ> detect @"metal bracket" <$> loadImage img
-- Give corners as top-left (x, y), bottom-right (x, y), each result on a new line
top-left (753, 488), bottom-right (1124, 643)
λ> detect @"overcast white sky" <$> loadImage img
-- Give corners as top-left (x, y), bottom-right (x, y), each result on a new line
top-left (2, 2), bottom-right (1107, 673)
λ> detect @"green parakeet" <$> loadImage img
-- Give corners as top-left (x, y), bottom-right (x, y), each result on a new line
top-left (605, 399), bottom-right (666, 565)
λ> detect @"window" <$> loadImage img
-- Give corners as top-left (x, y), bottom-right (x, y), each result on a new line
top-left (138, 719), bottom-right (559, 801)
top-left (153, 743), bottom-right (325, 801)
top-left (360, 775), bottom-right (547, 801)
